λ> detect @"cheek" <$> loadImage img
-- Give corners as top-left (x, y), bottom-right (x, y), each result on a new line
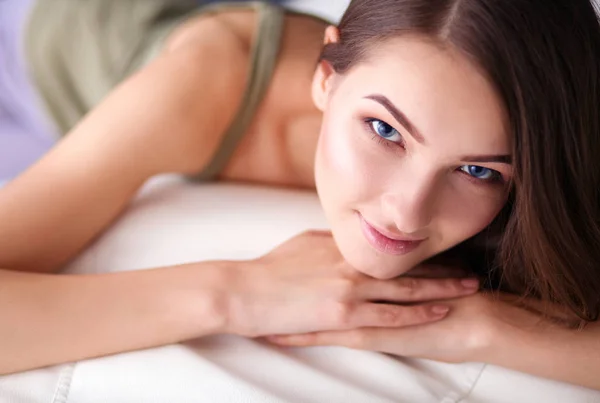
top-left (315, 112), bottom-right (380, 208)
top-left (437, 186), bottom-right (507, 245)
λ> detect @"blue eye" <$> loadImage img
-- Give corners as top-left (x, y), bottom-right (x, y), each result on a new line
top-left (367, 119), bottom-right (403, 143)
top-left (460, 165), bottom-right (499, 181)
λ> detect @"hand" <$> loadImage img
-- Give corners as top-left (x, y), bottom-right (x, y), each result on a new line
top-left (223, 231), bottom-right (480, 337)
top-left (266, 292), bottom-right (570, 364)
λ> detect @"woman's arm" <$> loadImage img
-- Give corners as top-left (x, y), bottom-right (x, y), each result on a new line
top-left (267, 293), bottom-right (600, 390)
top-left (0, 263), bottom-right (229, 375)
top-left (487, 312), bottom-right (600, 390)
top-left (0, 232), bottom-right (476, 375)
top-left (0, 22), bottom-right (249, 274)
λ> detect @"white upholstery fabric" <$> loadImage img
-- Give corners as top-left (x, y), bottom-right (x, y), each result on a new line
top-left (1, 176), bottom-right (598, 402)
top-left (284, 0), bottom-right (350, 24)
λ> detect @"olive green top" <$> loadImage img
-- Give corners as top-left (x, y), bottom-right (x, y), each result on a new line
top-left (25, 0), bottom-right (285, 180)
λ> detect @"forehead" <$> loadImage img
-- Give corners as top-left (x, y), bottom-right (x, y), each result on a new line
top-left (337, 36), bottom-right (511, 156)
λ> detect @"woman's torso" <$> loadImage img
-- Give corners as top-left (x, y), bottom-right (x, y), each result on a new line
top-left (166, 3), bottom-right (327, 184)
top-left (23, 0), bottom-right (328, 184)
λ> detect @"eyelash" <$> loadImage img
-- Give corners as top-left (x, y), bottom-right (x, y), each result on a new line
top-left (361, 117), bottom-right (505, 186)
top-left (362, 118), bottom-right (405, 150)
top-left (458, 169), bottom-right (505, 186)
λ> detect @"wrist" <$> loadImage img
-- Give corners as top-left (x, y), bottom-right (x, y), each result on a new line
top-left (164, 261), bottom-right (236, 338)
top-left (214, 259), bottom-right (260, 337)
top-left (474, 315), bottom-right (549, 366)
top-left (461, 321), bottom-right (497, 363)
top-left (473, 315), bottom-right (587, 385)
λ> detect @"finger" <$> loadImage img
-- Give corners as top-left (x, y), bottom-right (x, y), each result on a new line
top-left (348, 302), bottom-right (450, 328)
top-left (266, 330), bottom-right (367, 348)
top-left (300, 229), bottom-right (333, 238)
top-left (266, 328), bottom-right (406, 352)
top-left (359, 277), bottom-right (480, 303)
top-left (403, 264), bottom-right (469, 279)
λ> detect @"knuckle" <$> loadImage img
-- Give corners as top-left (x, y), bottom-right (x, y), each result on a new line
top-left (296, 230), bottom-right (320, 243)
top-left (298, 333), bottom-right (319, 345)
top-left (346, 330), bottom-right (368, 349)
top-left (332, 279), bottom-right (359, 301)
top-left (374, 305), bottom-right (403, 326)
top-left (444, 278), bottom-right (464, 293)
top-left (337, 263), bottom-right (362, 278)
top-left (408, 305), bottom-right (435, 324)
top-left (328, 301), bottom-right (354, 327)
top-left (465, 322), bottom-right (493, 351)
top-left (304, 230), bottom-right (331, 239)
top-left (397, 278), bottom-right (420, 298)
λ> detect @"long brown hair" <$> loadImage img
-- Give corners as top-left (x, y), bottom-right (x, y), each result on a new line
top-left (321, 0), bottom-right (600, 322)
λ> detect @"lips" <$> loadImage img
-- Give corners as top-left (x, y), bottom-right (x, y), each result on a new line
top-left (358, 213), bottom-right (424, 255)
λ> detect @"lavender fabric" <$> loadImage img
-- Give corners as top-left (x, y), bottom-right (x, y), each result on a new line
top-left (0, 0), bottom-right (56, 180)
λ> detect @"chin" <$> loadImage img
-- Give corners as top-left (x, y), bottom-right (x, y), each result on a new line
top-left (331, 229), bottom-right (419, 279)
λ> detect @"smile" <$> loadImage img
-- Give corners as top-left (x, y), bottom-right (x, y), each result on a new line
top-left (358, 212), bottom-right (425, 255)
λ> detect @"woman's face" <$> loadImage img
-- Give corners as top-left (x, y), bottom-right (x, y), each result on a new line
top-left (313, 31), bottom-right (512, 279)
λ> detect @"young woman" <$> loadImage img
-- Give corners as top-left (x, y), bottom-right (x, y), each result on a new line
top-left (0, 0), bottom-right (599, 391)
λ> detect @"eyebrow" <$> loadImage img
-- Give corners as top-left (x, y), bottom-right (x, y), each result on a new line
top-left (364, 93), bottom-right (512, 165)
top-left (364, 94), bottom-right (426, 144)
top-left (461, 155), bottom-right (512, 164)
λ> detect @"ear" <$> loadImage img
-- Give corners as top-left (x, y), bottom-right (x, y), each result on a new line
top-left (312, 26), bottom-right (341, 111)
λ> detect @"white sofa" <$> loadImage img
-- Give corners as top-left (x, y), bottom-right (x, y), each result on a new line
top-left (1, 176), bottom-right (599, 403)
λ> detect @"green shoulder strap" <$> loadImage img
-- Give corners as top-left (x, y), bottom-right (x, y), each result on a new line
top-left (192, 2), bottom-right (285, 181)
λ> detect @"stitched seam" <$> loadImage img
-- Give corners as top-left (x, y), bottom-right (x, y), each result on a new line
top-left (51, 363), bottom-right (76, 403)
top-left (456, 363), bottom-right (487, 403)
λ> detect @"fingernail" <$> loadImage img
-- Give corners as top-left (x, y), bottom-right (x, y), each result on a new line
top-left (431, 305), bottom-right (450, 315)
top-left (461, 278), bottom-right (480, 289)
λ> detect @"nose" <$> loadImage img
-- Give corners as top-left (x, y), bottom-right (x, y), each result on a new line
top-left (380, 173), bottom-right (436, 235)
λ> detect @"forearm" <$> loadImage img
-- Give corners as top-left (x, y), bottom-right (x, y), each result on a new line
top-left (0, 127), bottom-right (156, 273)
top-left (0, 262), bottom-right (229, 375)
top-left (486, 320), bottom-right (600, 390)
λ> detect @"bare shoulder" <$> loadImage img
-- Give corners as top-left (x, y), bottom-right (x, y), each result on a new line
top-left (47, 11), bottom-right (254, 178)
top-left (164, 8), bottom-right (256, 56)
top-left (160, 11), bottom-right (252, 95)
top-left (128, 11), bottom-right (254, 174)
top-left (109, 12), bottom-right (255, 175)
